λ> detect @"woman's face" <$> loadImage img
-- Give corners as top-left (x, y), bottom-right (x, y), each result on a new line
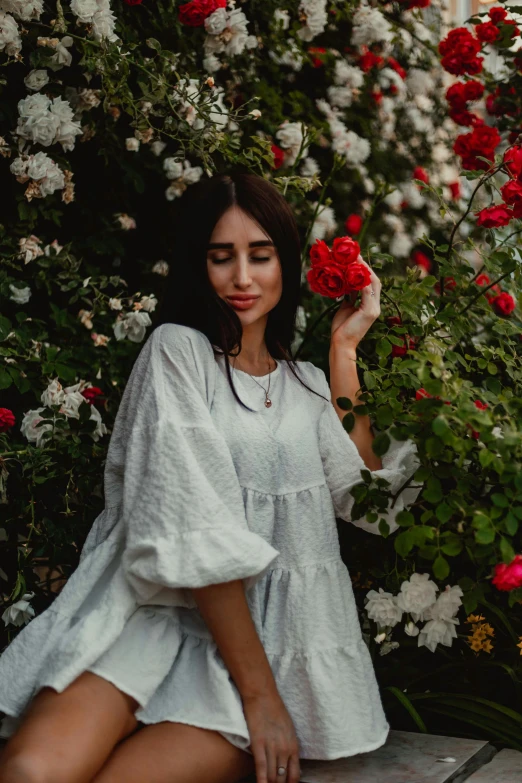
top-left (206, 206), bottom-right (283, 327)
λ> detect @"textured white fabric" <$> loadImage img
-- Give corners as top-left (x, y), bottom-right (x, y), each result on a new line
top-left (0, 323), bottom-right (421, 759)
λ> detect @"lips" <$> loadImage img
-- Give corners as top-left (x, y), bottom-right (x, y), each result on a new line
top-left (226, 296), bottom-right (260, 302)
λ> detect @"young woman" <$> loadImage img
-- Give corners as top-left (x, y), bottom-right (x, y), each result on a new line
top-left (0, 171), bottom-right (420, 783)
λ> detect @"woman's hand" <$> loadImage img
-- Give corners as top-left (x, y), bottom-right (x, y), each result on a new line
top-left (242, 691), bottom-right (301, 783)
top-left (330, 258), bottom-right (381, 352)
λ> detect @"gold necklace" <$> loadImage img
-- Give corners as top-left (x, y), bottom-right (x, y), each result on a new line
top-left (235, 357), bottom-right (275, 408)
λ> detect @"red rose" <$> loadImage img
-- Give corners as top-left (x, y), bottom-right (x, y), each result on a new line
top-left (454, 125), bottom-right (501, 170)
top-left (0, 408), bottom-right (15, 433)
top-left (413, 166), bottom-right (429, 184)
top-left (81, 386), bottom-right (104, 406)
top-left (512, 201), bottom-right (522, 219)
top-left (403, 0), bottom-right (430, 8)
top-left (178, 0), bottom-right (226, 27)
top-left (446, 82), bottom-right (466, 108)
top-left (344, 261), bottom-right (371, 292)
top-left (387, 57), bottom-right (407, 80)
top-left (345, 214), bottom-right (363, 235)
top-left (123, 0), bottom-right (143, 4)
top-left (504, 145), bottom-right (522, 180)
top-left (491, 292), bottom-right (516, 316)
top-left (373, 91), bottom-right (383, 105)
top-left (492, 554), bottom-right (522, 592)
top-left (449, 181), bottom-right (461, 200)
top-left (449, 109), bottom-right (478, 127)
top-left (464, 80), bottom-right (484, 102)
top-left (412, 250), bottom-right (432, 272)
top-left (415, 388), bottom-right (431, 400)
top-left (309, 239), bottom-right (332, 267)
top-left (476, 205), bottom-right (513, 228)
top-left (485, 284), bottom-right (502, 303)
top-left (392, 337), bottom-right (415, 357)
top-left (331, 236), bottom-right (361, 266)
top-left (308, 46), bottom-right (327, 67)
top-left (358, 51), bottom-right (384, 72)
top-left (434, 276), bottom-right (457, 295)
top-left (475, 21), bottom-right (500, 43)
top-left (271, 144), bottom-right (285, 170)
top-left (501, 179), bottom-right (522, 205)
top-left (489, 6), bottom-right (507, 24)
top-left (474, 399), bottom-right (489, 411)
top-left (439, 28), bottom-right (483, 76)
top-left (476, 273), bottom-right (491, 287)
top-left (387, 315), bottom-right (402, 326)
top-left (307, 264), bottom-right (346, 298)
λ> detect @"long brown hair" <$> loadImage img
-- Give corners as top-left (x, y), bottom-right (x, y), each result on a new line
top-left (153, 168), bottom-right (329, 411)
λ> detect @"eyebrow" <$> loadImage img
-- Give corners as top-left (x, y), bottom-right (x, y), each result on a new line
top-left (207, 240), bottom-right (275, 249)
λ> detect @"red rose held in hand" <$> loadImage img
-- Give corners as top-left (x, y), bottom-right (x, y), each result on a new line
top-left (476, 204), bottom-right (513, 228)
top-left (343, 261), bottom-right (371, 291)
top-left (492, 554), bottom-right (522, 591)
top-left (309, 238), bottom-right (332, 267)
top-left (331, 236), bottom-right (360, 266)
top-left (179, 0), bottom-right (226, 26)
top-left (307, 264), bottom-right (346, 298)
top-left (0, 408), bottom-right (16, 432)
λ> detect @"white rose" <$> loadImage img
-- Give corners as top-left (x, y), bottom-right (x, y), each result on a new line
top-left (113, 311), bottom-right (152, 343)
top-left (418, 618), bottom-right (459, 653)
top-left (24, 69), bottom-right (49, 92)
top-left (1, 592), bottom-right (36, 628)
top-left (205, 7), bottom-right (227, 34)
top-left (396, 573), bottom-right (439, 623)
top-left (70, 0), bottom-right (98, 23)
top-left (126, 137), bottom-right (140, 152)
top-left (9, 284), bottom-right (31, 304)
top-left (139, 294), bottom-right (158, 312)
top-left (89, 404), bottom-right (107, 441)
top-left (0, 11), bottom-right (22, 56)
top-left (59, 389), bottom-right (86, 418)
top-left (163, 156), bottom-right (183, 180)
top-left (274, 9), bottom-right (290, 29)
top-left (20, 408), bottom-right (54, 447)
top-left (423, 585), bottom-right (463, 622)
top-left (41, 378), bottom-right (66, 407)
top-left (150, 140), bottom-right (167, 157)
top-left (404, 621), bottom-right (420, 637)
top-left (365, 587), bottom-right (403, 628)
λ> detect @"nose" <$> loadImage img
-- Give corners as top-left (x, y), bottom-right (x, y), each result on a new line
top-left (233, 255), bottom-right (253, 288)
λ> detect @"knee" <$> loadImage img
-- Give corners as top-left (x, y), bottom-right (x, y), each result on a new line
top-left (0, 753), bottom-right (49, 783)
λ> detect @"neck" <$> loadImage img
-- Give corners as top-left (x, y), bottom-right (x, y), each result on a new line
top-left (231, 319), bottom-right (272, 368)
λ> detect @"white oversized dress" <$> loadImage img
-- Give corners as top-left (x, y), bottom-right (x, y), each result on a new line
top-left (0, 323), bottom-right (421, 759)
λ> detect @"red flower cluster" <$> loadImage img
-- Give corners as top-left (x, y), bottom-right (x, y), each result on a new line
top-left (0, 407), bottom-right (15, 433)
top-left (178, 0), bottom-right (226, 27)
top-left (81, 386), bottom-right (105, 406)
top-left (358, 49), bottom-right (384, 72)
top-left (411, 249), bottom-right (432, 272)
top-left (453, 124), bottom-right (501, 170)
top-left (413, 166), bottom-right (429, 185)
top-left (475, 20), bottom-right (501, 43)
top-left (492, 554), bottom-right (522, 592)
top-left (415, 388), bottom-right (451, 405)
top-left (308, 47), bottom-right (327, 68)
top-left (398, 0), bottom-right (431, 8)
top-left (476, 274), bottom-right (516, 316)
top-left (438, 27), bottom-right (483, 76)
top-left (387, 57), bottom-right (407, 81)
top-left (445, 79), bottom-right (484, 127)
top-left (434, 276), bottom-right (457, 295)
top-left (474, 144), bottom-right (522, 228)
top-left (307, 236), bottom-right (371, 299)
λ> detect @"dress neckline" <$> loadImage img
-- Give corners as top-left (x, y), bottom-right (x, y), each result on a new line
top-left (214, 353), bottom-right (282, 381)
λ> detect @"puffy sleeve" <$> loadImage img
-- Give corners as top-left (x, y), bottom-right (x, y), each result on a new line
top-left (118, 323), bottom-right (280, 606)
top-left (313, 365), bottom-right (422, 536)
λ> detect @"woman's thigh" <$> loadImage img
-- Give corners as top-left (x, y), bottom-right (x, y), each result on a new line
top-left (0, 671), bottom-right (140, 783)
top-left (92, 721), bottom-right (256, 783)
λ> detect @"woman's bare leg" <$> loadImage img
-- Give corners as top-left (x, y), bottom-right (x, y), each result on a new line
top-left (0, 671), bottom-right (140, 783)
top-left (91, 722), bottom-right (257, 783)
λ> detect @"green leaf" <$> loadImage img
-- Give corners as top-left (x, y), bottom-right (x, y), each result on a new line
top-left (0, 316), bottom-right (13, 341)
top-left (422, 477), bottom-right (443, 504)
top-left (363, 371), bottom-right (376, 390)
top-left (433, 554), bottom-right (450, 580)
top-left (441, 538), bottom-right (463, 556)
top-left (378, 518), bottom-right (391, 537)
top-left (384, 687), bottom-right (428, 732)
top-left (475, 527), bottom-right (496, 545)
top-left (394, 529), bottom-right (415, 557)
top-left (504, 511), bottom-right (519, 536)
top-left (372, 432), bottom-right (391, 457)
top-left (479, 449), bottom-right (495, 468)
top-left (336, 396), bottom-right (352, 411)
top-left (376, 338), bottom-right (392, 357)
top-left (492, 493), bottom-right (509, 508)
top-left (342, 413), bottom-right (355, 433)
top-left (435, 502), bottom-right (452, 524)
top-left (500, 536), bottom-right (516, 564)
top-left (432, 416), bottom-right (450, 437)
top-left (396, 510), bottom-right (415, 527)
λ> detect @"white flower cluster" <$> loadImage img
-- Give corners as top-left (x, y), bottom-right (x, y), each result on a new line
top-left (0, 0), bottom-right (43, 21)
top-left (351, 1), bottom-right (393, 49)
top-left (203, 7), bottom-right (257, 71)
top-left (268, 39), bottom-right (305, 72)
top-left (113, 310), bottom-right (153, 343)
top-left (0, 10), bottom-right (22, 55)
top-left (275, 120), bottom-right (310, 167)
top-left (21, 378), bottom-right (108, 447)
top-left (171, 78), bottom-right (229, 133)
top-left (365, 573), bottom-right (464, 654)
top-left (16, 94), bottom-right (83, 152)
top-left (70, 0), bottom-right (118, 43)
top-left (163, 156), bottom-right (203, 201)
top-left (10, 151), bottom-right (65, 198)
top-left (327, 60), bottom-right (364, 109)
top-left (2, 592), bottom-right (35, 628)
top-left (310, 204), bottom-right (336, 242)
top-left (296, 0), bottom-right (328, 42)
top-left (316, 99), bottom-right (370, 166)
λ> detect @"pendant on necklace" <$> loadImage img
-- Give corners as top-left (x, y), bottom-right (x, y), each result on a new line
top-left (265, 399), bottom-right (272, 408)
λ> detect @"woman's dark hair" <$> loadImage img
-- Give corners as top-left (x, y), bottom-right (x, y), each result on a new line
top-left (153, 168), bottom-right (329, 411)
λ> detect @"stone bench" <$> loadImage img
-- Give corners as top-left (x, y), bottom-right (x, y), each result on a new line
top-left (2, 728), bottom-right (522, 781)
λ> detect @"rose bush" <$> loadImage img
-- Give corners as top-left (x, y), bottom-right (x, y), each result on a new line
top-left (1, 0), bottom-right (522, 747)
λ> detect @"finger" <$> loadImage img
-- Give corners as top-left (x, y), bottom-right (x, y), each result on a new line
top-left (266, 742), bottom-right (277, 783)
top-left (253, 743), bottom-right (268, 783)
top-left (288, 752), bottom-right (301, 783)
